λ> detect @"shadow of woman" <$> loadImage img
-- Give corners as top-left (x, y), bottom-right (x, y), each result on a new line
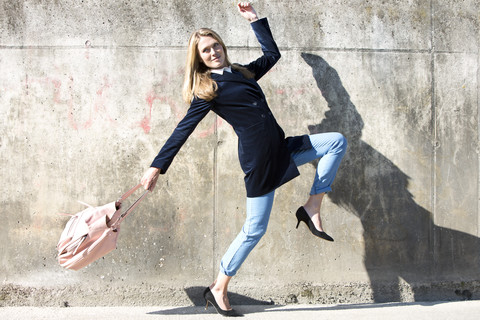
top-left (301, 53), bottom-right (480, 302)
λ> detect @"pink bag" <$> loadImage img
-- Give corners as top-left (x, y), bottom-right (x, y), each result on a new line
top-left (57, 184), bottom-right (148, 270)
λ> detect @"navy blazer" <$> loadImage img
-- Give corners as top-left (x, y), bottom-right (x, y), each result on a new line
top-left (151, 18), bottom-right (311, 197)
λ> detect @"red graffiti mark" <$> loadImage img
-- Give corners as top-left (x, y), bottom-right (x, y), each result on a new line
top-left (275, 87), bottom-right (308, 97)
top-left (195, 116), bottom-right (223, 138)
top-left (26, 75), bottom-right (78, 130)
top-left (139, 115), bottom-right (151, 134)
top-left (24, 76), bottom-right (76, 130)
top-left (143, 88), bottom-right (224, 138)
top-left (61, 76), bottom-right (115, 130)
top-left (142, 93), bottom-right (156, 134)
top-left (81, 76), bottom-right (114, 129)
top-left (142, 91), bottom-right (182, 134)
top-left (25, 75), bottom-right (116, 131)
top-left (141, 92), bottom-right (156, 133)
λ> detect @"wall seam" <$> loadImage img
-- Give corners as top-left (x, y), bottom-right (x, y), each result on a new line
top-left (0, 45), bottom-right (473, 55)
top-left (430, 0), bottom-right (438, 277)
top-left (212, 115), bottom-right (218, 281)
top-left (477, 47), bottom-right (480, 238)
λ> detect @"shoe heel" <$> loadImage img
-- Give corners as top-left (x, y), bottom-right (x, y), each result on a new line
top-left (205, 300), bottom-right (209, 310)
top-left (295, 219), bottom-right (301, 229)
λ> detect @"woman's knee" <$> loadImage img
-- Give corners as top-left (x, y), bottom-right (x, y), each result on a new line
top-left (332, 132), bottom-right (347, 154)
top-left (244, 226), bottom-right (267, 240)
top-left (242, 222), bottom-right (268, 242)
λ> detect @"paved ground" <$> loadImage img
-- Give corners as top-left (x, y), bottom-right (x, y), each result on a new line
top-left (1, 301), bottom-right (480, 320)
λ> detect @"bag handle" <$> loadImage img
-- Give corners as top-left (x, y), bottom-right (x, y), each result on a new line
top-left (109, 184), bottom-right (149, 229)
top-left (114, 183), bottom-right (143, 211)
top-left (116, 184), bottom-right (143, 204)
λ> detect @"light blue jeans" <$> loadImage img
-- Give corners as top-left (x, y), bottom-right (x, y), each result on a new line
top-left (220, 132), bottom-right (347, 276)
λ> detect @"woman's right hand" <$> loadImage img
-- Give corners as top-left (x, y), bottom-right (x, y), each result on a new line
top-left (141, 167), bottom-right (161, 191)
top-left (237, 2), bottom-right (258, 22)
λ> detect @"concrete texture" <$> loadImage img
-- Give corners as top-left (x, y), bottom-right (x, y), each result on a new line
top-left (2, 301), bottom-right (480, 320)
top-left (0, 0), bottom-right (479, 307)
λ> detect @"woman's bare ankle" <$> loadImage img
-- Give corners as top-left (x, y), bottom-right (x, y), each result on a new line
top-left (303, 193), bottom-right (325, 232)
top-left (210, 288), bottom-right (231, 310)
top-left (302, 205), bottom-right (324, 232)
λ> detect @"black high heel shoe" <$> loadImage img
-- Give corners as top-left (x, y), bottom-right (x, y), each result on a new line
top-left (296, 206), bottom-right (334, 242)
top-left (203, 287), bottom-right (243, 317)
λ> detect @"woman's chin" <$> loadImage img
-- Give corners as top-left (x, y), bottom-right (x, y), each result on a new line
top-left (209, 61), bottom-right (225, 69)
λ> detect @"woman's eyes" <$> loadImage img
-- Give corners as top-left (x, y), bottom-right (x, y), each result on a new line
top-left (203, 43), bottom-right (220, 53)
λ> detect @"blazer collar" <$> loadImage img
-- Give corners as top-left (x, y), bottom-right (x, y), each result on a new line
top-left (211, 66), bottom-right (232, 75)
top-left (211, 68), bottom-right (251, 83)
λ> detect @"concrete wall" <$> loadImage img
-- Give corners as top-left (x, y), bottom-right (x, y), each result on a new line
top-left (1, 0), bottom-right (479, 306)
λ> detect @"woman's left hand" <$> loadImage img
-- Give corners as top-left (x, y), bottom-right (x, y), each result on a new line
top-left (237, 2), bottom-right (258, 22)
top-left (141, 167), bottom-right (160, 191)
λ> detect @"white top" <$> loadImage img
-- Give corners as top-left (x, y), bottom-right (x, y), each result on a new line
top-left (210, 66), bottom-right (232, 75)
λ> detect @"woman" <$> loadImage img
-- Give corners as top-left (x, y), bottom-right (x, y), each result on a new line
top-left (141, 2), bottom-right (347, 316)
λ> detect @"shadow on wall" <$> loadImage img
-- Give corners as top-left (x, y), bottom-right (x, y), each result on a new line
top-left (301, 53), bottom-right (480, 302)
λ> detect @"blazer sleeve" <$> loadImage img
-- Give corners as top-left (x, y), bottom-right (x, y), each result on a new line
top-left (150, 98), bottom-right (212, 173)
top-left (244, 17), bottom-right (281, 81)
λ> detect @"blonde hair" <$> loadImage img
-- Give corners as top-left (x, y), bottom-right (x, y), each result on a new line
top-left (182, 28), bottom-right (254, 104)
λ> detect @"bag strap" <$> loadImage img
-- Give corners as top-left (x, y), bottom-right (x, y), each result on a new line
top-left (109, 185), bottom-right (149, 229)
top-left (113, 189), bottom-right (149, 228)
top-left (117, 183), bottom-right (143, 203)
top-left (114, 183), bottom-right (143, 210)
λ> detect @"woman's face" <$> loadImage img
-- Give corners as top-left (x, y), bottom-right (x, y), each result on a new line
top-left (197, 35), bottom-right (226, 69)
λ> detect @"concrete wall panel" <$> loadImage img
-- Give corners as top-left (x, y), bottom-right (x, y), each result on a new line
top-left (0, 45), bottom-right (216, 287)
top-left (1, 0), bottom-right (479, 307)
top-left (434, 0), bottom-right (479, 53)
top-left (433, 52), bottom-right (479, 280)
